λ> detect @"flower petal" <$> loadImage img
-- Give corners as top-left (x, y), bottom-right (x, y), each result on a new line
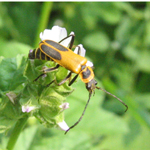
top-left (57, 120), bottom-right (69, 131)
top-left (40, 26), bottom-right (67, 42)
top-left (59, 102), bottom-right (69, 110)
top-left (60, 32), bottom-right (75, 48)
top-left (22, 105), bottom-right (36, 113)
top-left (74, 44), bottom-right (86, 57)
top-left (86, 61), bottom-right (93, 67)
top-left (40, 26), bottom-right (75, 48)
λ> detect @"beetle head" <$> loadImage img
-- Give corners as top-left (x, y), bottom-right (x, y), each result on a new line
top-left (85, 79), bottom-right (97, 94)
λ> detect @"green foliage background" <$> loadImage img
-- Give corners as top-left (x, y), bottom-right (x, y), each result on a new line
top-left (0, 2), bottom-right (150, 150)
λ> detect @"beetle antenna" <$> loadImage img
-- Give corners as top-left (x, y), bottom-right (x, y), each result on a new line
top-left (96, 87), bottom-right (128, 112)
top-left (65, 92), bottom-right (92, 134)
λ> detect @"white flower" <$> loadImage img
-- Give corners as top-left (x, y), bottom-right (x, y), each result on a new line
top-left (40, 26), bottom-right (74, 48)
top-left (57, 120), bottom-right (69, 131)
top-left (22, 105), bottom-right (37, 113)
top-left (40, 26), bottom-right (93, 68)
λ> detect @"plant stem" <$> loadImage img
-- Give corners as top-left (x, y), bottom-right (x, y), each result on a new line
top-left (34, 2), bottom-right (53, 48)
top-left (6, 116), bottom-right (28, 150)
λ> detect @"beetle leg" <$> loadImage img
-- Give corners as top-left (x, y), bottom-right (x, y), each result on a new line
top-left (34, 64), bottom-right (60, 81)
top-left (46, 71), bottom-right (72, 87)
top-left (34, 73), bottom-right (45, 82)
top-left (46, 79), bottom-right (55, 87)
top-left (42, 64), bottom-right (60, 73)
top-left (56, 72), bottom-right (78, 86)
top-left (74, 44), bottom-right (86, 57)
top-left (59, 34), bottom-right (75, 49)
top-left (68, 74), bottom-right (79, 86)
top-left (75, 45), bottom-right (81, 55)
top-left (57, 71), bottom-right (72, 86)
top-left (47, 71), bottom-right (78, 87)
top-left (68, 34), bottom-right (75, 49)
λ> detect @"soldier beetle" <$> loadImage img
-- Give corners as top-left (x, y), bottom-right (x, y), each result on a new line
top-left (29, 32), bottom-right (128, 134)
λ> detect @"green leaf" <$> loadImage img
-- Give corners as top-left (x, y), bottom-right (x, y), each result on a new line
top-left (65, 80), bottom-right (128, 135)
top-left (115, 16), bottom-right (133, 45)
top-left (31, 131), bottom-right (92, 150)
top-left (99, 121), bottom-right (150, 150)
top-left (0, 39), bottom-right (32, 58)
top-left (136, 50), bottom-right (150, 72)
top-left (83, 32), bottom-right (110, 52)
top-left (0, 55), bottom-right (26, 92)
top-left (81, 3), bottom-right (122, 25)
top-left (0, 94), bottom-right (21, 133)
top-left (135, 93), bottom-right (150, 109)
top-left (14, 125), bottom-right (38, 150)
top-left (98, 3), bottom-right (122, 24)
